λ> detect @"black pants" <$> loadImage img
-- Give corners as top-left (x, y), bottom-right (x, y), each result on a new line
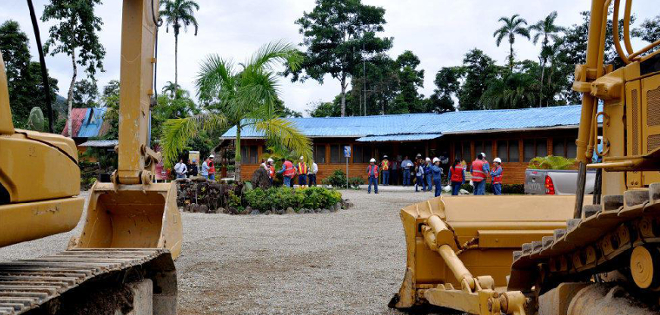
top-left (309, 174), bottom-right (317, 186)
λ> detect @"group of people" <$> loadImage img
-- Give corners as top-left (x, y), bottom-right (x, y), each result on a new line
top-left (174, 155), bottom-right (216, 180)
top-left (261, 156), bottom-right (319, 188)
top-left (366, 152), bottom-right (504, 196)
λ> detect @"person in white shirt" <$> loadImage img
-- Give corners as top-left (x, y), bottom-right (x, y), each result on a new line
top-left (174, 158), bottom-right (188, 179)
top-left (308, 160), bottom-right (319, 186)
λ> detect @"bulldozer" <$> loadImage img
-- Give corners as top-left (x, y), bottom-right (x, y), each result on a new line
top-left (390, 0), bottom-right (660, 314)
top-left (0, 0), bottom-right (182, 314)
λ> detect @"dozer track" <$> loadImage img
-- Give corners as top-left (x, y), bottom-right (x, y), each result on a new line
top-left (510, 183), bottom-right (660, 297)
top-left (0, 249), bottom-right (176, 315)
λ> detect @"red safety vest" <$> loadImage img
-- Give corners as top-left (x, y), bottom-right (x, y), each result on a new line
top-left (269, 165), bottom-right (275, 178)
top-left (471, 160), bottom-right (486, 182)
top-left (492, 166), bottom-right (503, 184)
top-left (381, 160), bottom-right (389, 171)
top-left (208, 161), bottom-right (215, 174)
top-left (283, 161), bottom-right (295, 177)
top-left (298, 162), bottom-right (308, 175)
top-left (450, 165), bottom-right (463, 182)
top-left (367, 165), bottom-right (379, 178)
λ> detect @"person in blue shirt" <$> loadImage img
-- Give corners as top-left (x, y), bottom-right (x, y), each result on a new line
top-left (414, 157), bottom-right (425, 192)
top-left (424, 157), bottom-right (432, 191)
top-left (401, 156), bottom-right (413, 186)
top-left (431, 157), bottom-right (444, 197)
top-left (490, 157), bottom-right (503, 195)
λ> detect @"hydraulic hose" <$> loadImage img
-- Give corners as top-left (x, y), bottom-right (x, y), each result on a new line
top-left (26, 0), bottom-right (54, 133)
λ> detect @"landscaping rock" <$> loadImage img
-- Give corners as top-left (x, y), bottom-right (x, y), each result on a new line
top-left (251, 167), bottom-right (271, 190)
top-left (245, 206), bottom-right (253, 213)
top-left (264, 210), bottom-right (272, 215)
top-left (314, 208), bottom-right (321, 213)
top-left (275, 209), bottom-right (284, 215)
top-left (285, 208), bottom-right (296, 215)
top-left (250, 210), bottom-right (260, 215)
top-left (217, 207), bottom-right (226, 214)
top-left (320, 209), bottom-right (330, 214)
top-left (199, 205), bottom-right (209, 213)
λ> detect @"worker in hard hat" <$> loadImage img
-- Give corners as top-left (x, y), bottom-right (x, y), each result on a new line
top-left (414, 156), bottom-right (425, 192)
top-left (448, 158), bottom-right (466, 195)
top-left (267, 158), bottom-right (275, 185)
top-left (367, 158), bottom-right (379, 194)
top-left (424, 157), bottom-right (433, 192)
top-left (470, 153), bottom-right (489, 195)
top-left (381, 155), bottom-right (390, 186)
top-left (308, 159), bottom-right (318, 186)
top-left (297, 156), bottom-right (308, 188)
top-left (278, 158), bottom-right (296, 187)
top-left (490, 157), bottom-right (504, 195)
top-left (431, 157), bottom-right (444, 197)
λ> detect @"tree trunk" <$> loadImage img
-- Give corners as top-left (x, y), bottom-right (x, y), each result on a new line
top-left (66, 54), bottom-right (77, 137)
top-left (234, 126), bottom-right (241, 182)
top-left (539, 60), bottom-right (546, 107)
top-left (509, 40), bottom-right (514, 72)
top-left (340, 75), bottom-right (347, 117)
top-left (174, 34), bottom-right (178, 87)
top-left (547, 58), bottom-right (555, 107)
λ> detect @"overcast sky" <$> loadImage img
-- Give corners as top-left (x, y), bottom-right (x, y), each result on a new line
top-left (1, 0), bottom-right (657, 115)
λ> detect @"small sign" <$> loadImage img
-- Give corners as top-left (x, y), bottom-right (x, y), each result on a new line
top-left (344, 146), bottom-right (352, 158)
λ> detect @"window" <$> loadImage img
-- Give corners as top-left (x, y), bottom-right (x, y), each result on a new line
top-left (552, 138), bottom-right (578, 158)
top-left (454, 141), bottom-right (470, 161)
top-left (314, 145), bottom-right (326, 163)
top-left (330, 144), bottom-right (348, 163)
top-left (497, 140), bottom-right (520, 162)
top-left (523, 139), bottom-right (548, 161)
top-left (475, 141), bottom-right (492, 159)
top-left (240, 145), bottom-right (258, 164)
top-left (353, 145), bottom-right (372, 163)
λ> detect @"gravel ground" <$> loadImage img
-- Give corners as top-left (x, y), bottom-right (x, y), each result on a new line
top-left (0, 188), bottom-right (438, 314)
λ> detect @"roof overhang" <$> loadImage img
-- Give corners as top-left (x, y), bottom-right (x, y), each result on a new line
top-left (356, 133), bottom-right (443, 142)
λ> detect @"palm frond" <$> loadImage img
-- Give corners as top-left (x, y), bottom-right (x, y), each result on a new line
top-left (160, 113), bottom-right (228, 167)
top-left (196, 54), bottom-right (235, 101)
top-left (246, 40), bottom-right (302, 72)
top-left (251, 118), bottom-right (312, 162)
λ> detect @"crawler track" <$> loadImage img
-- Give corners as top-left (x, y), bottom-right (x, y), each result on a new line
top-left (0, 249), bottom-right (175, 315)
top-left (509, 183), bottom-right (660, 296)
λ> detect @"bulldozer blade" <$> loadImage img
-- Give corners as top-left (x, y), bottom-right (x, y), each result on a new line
top-left (393, 195), bottom-right (579, 309)
top-left (69, 182), bottom-right (182, 259)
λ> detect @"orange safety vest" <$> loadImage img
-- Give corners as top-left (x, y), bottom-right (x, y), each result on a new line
top-left (208, 161), bottom-right (215, 174)
top-left (492, 166), bottom-right (503, 184)
top-left (269, 165), bottom-right (275, 178)
top-left (381, 160), bottom-right (389, 171)
top-left (298, 162), bottom-right (308, 175)
top-left (283, 161), bottom-right (295, 177)
top-left (471, 160), bottom-right (486, 182)
top-left (450, 165), bottom-right (463, 182)
top-left (367, 165), bottom-right (379, 178)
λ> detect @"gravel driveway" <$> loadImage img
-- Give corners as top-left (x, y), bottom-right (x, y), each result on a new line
top-left (0, 188), bottom-right (437, 314)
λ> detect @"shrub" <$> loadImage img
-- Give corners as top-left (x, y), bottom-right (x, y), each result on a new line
top-left (322, 170), bottom-right (362, 189)
top-left (528, 155), bottom-right (577, 170)
top-left (227, 190), bottom-right (244, 213)
top-left (244, 186), bottom-right (343, 212)
top-left (348, 177), bottom-right (364, 189)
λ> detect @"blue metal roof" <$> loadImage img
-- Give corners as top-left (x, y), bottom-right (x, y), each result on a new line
top-left (356, 133), bottom-right (442, 142)
top-left (220, 105), bottom-right (591, 140)
top-left (77, 108), bottom-right (107, 138)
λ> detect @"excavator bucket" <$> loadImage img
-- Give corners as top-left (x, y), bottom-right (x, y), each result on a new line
top-left (70, 182), bottom-right (183, 259)
top-left (391, 195), bottom-right (582, 310)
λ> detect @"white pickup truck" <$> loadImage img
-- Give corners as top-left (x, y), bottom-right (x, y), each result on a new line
top-left (524, 169), bottom-right (597, 195)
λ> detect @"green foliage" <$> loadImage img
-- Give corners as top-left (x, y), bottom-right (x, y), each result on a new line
top-left (160, 0), bottom-right (200, 86)
top-left (227, 190), bottom-right (243, 212)
top-left (493, 14), bottom-right (530, 71)
top-left (293, 0), bottom-right (393, 116)
top-left (457, 49), bottom-right (500, 110)
top-left (528, 155), bottom-right (577, 170)
top-left (101, 80), bottom-right (120, 139)
top-left (72, 79), bottom-right (99, 108)
top-left (321, 170), bottom-right (362, 189)
top-left (244, 186), bottom-right (343, 212)
top-left (428, 67), bottom-right (462, 113)
top-left (26, 107), bottom-right (46, 132)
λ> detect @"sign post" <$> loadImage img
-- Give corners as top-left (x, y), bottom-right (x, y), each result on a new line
top-left (344, 146), bottom-right (351, 189)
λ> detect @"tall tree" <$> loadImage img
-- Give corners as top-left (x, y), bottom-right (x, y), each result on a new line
top-left (633, 15), bottom-right (660, 52)
top-left (72, 79), bottom-right (99, 108)
top-left (101, 80), bottom-right (120, 139)
top-left (428, 67), bottom-right (463, 113)
top-left (457, 49), bottom-right (499, 110)
top-left (349, 53), bottom-right (398, 115)
top-left (493, 14), bottom-right (530, 71)
top-left (160, 42), bottom-right (311, 181)
top-left (294, 0), bottom-right (392, 117)
top-left (529, 11), bottom-right (565, 106)
top-left (42, 0), bottom-right (106, 137)
top-left (393, 50), bottom-right (425, 113)
top-left (160, 0), bottom-right (200, 87)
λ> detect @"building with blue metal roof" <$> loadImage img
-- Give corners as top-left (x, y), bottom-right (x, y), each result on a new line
top-left (219, 105), bottom-right (594, 185)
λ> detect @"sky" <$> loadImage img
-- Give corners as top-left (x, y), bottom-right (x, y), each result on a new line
top-left (1, 0), bottom-right (658, 116)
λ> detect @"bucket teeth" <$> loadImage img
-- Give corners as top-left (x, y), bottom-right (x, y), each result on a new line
top-left (513, 250), bottom-right (522, 261)
top-left (602, 194), bottom-right (623, 211)
top-left (554, 228), bottom-right (566, 240)
top-left (624, 189), bottom-right (650, 208)
top-left (567, 219), bottom-right (581, 231)
top-left (582, 204), bottom-right (601, 218)
top-left (522, 243), bottom-right (533, 255)
top-left (650, 183), bottom-right (660, 203)
top-left (542, 236), bottom-right (554, 249)
top-left (532, 241), bottom-right (543, 254)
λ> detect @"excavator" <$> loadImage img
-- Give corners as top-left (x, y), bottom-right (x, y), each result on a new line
top-left (0, 0), bottom-right (182, 314)
top-left (390, 0), bottom-right (660, 314)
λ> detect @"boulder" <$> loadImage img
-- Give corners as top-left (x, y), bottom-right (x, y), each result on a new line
top-left (251, 167), bottom-right (271, 190)
top-left (320, 209), bottom-right (331, 214)
top-left (250, 210), bottom-right (260, 215)
top-left (285, 208), bottom-right (296, 215)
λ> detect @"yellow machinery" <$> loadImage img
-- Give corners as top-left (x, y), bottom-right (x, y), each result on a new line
top-left (0, 0), bottom-right (181, 314)
top-left (391, 0), bottom-right (660, 314)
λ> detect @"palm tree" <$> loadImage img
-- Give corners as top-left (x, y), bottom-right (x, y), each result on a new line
top-left (160, 41), bottom-right (311, 181)
top-left (160, 0), bottom-right (199, 87)
top-left (529, 11), bottom-right (565, 107)
top-left (493, 14), bottom-right (531, 71)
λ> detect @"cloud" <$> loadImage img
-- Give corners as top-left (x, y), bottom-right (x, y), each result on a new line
top-left (1, 0), bottom-right (657, 115)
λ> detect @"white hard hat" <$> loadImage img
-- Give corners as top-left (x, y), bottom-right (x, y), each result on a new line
top-left (370, 158), bottom-right (376, 163)
top-left (425, 157), bottom-right (431, 162)
top-left (209, 154), bottom-right (214, 158)
top-left (300, 156), bottom-right (304, 160)
top-left (267, 158), bottom-right (274, 163)
top-left (433, 157), bottom-right (440, 163)
top-left (383, 155), bottom-right (388, 158)
top-left (494, 157), bottom-right (502, 163)
top-left (481, 152), bottom-right (486, 158)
